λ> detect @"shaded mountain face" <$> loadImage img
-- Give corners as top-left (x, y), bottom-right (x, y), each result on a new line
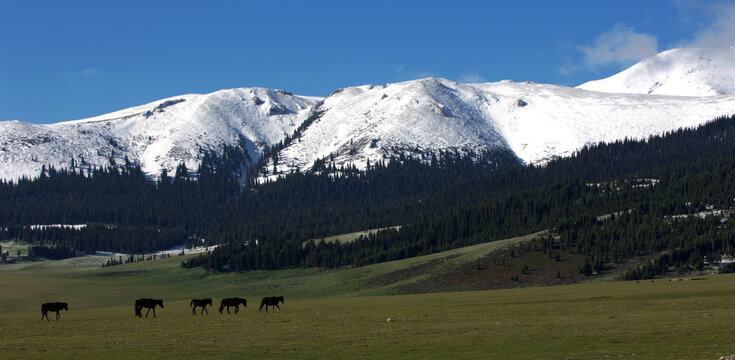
top-left (2, 47), bottom-right (735, 181)
top-left (577, 47), bottom-right (735, 96)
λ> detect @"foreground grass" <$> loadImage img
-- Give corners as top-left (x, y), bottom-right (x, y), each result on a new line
top-left (1, 237), bottom-right (735, 359)
top-left (1, 275), bottom-right (735, 359)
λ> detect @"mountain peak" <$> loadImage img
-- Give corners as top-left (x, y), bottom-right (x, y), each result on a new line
top-left (577, 47), bottom-right (735, 96)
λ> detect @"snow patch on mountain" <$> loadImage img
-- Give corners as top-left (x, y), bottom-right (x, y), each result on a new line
top-left (472, 80), bottom-right (735, 163)
top-left (577, 47), bottom-right (735, 96)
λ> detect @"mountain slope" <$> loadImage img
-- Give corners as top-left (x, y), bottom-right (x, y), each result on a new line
top-left (0, 88), bottom-right (321, 180)
top-left (577, 47), bottom-right (735, 96)
top-left (267, 78), bottom-right (510, 176)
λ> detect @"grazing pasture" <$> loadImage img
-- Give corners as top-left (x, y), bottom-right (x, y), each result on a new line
top-left (0, 240), bottom-right (734, 359)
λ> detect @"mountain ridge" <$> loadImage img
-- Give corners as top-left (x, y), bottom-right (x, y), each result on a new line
top-left (2, 47), bottom-right (735, 181)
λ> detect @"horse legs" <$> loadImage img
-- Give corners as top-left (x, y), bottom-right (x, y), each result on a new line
top-left (152, 307), bottom-right (157, 317)
top-left (274, 304), bottom-right (280, 313)
top-left (55, 311), bottom-right (61, 320)
top-left (145, 307), bottom-right (151, 317)
top-left (192, 306), bottom-right (197, 315)
top-left (42, 311), bottom-right (48, 321)
top-left (234, 305), bottom-right (239, 314)
top-left (202, 306), bottom-right (208, 315)
top-left (226, 306), bottom-right (231, 314)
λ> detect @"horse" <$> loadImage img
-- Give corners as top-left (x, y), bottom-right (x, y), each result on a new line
top-left (259, 296), bottom-right (284, 313)
top-left (218, 297), bottom-right (247, 314)
top-left (190, 298), bottom-right (212, 315)
top-left (41, 302), bottom-right (68, 321)
top-left (135, 298), bottom-right (163, 318)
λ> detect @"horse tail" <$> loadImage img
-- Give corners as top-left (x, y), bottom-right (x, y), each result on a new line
top-left (218, 301), bottom-right (224, 314)
top-left (259, 298), bottom-right (266, 312)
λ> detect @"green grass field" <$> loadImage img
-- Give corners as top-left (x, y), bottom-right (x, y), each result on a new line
top-left (1, 236), bottom-right (734, 359)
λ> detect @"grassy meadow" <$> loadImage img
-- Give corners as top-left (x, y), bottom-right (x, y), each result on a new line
top-left (1, 237), bottom-right (734, 359)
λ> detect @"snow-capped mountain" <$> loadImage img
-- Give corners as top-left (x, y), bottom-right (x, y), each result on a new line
top-left (264, 77), bottom-right (735, 179)
top-left (0, 88), bottom-right (320, 180)
top-left (577, 47), bottom-right (735, 96)
top-left (267, 79), bottom-right (509, 176)
top-left (1, 47), bottom-right (735, 182)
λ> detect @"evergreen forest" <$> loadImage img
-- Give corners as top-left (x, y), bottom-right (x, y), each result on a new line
top-left (1, 115), bottom-right (734, 280)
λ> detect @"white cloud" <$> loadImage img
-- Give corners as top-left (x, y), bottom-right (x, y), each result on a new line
top-left (686, 2), bottom-right (735, 47)
top-left (578, 24), bottom-right (659, 68)
top-left (560, 3), bottom-right (735, 77)
top-left (457, 70), bottom-right (487, 83)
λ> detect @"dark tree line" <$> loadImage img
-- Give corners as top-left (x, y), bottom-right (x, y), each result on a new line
top-left (183, 115), bottom-right (735, 272)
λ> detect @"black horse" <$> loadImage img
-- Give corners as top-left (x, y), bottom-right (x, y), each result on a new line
top-left (218, 297), bottom-right (247, 314)
top-left (135, 298), bottom-right (163, 318)
top-left (259, 296), bottom-right (284, 313)
top-left (190, 298), bottom-right (212, 315)
top-left (41, 302), bottom-right (68, 321)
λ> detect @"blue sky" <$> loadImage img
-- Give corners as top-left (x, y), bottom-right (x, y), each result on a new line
top-left (2, 0), bottom-right (734, 124)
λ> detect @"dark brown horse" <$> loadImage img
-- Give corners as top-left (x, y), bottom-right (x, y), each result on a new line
top-left (135, 298), bottom-right (163, 318)
top-left (190, 298), bottom-right (212, 315)
top-left (41, 302), bottom-right (68, 321)
top-left (259, 296), bottom-right (284, 313)
top-left (218, 297), bottom-right (247, 314)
